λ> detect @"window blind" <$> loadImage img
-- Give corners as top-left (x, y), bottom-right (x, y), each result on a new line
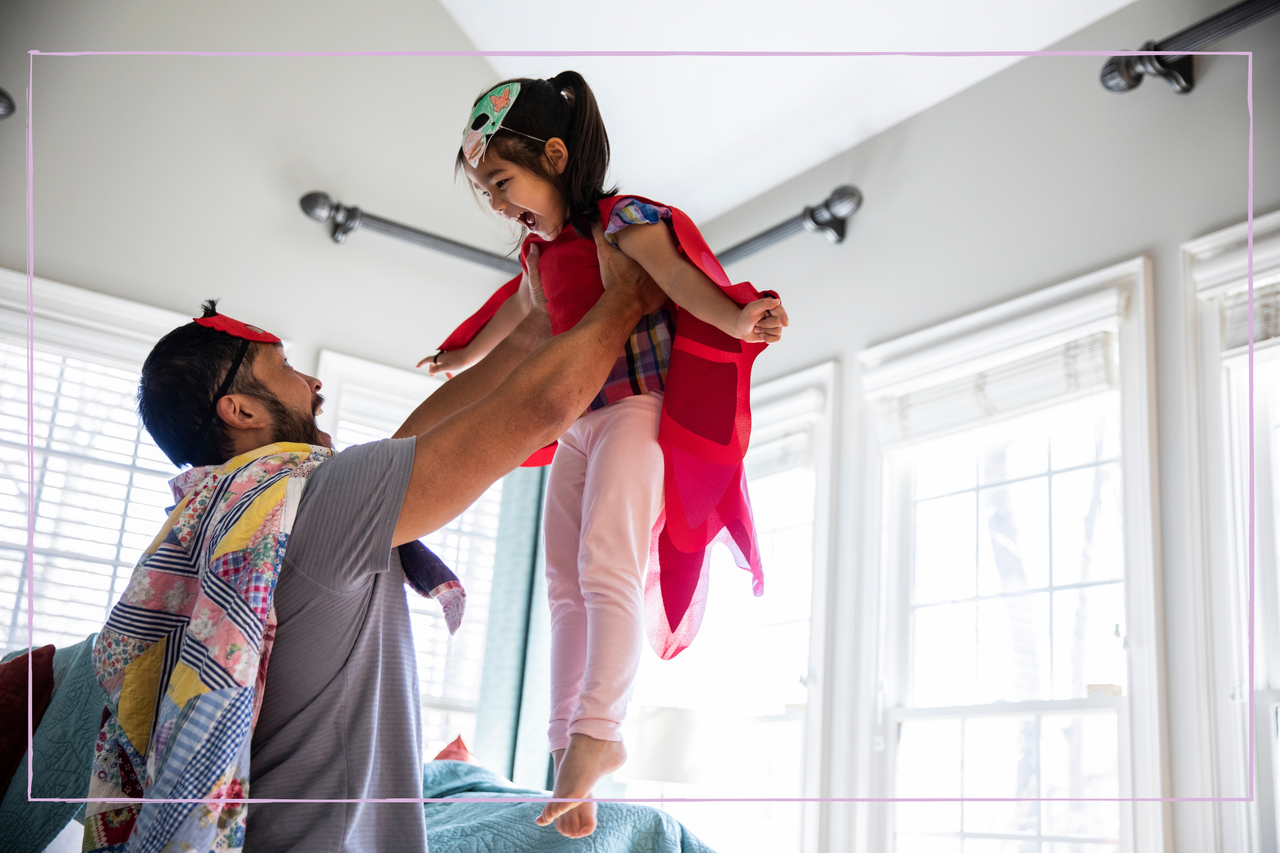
top-left (1222, 280), bottom-right (1280, 352)
top-left (868, 330), bottom-right (1116, 448)
top-left (744, 386), bottom-right (827, 480)
top-left (0, 339), bottom-right (177, 655)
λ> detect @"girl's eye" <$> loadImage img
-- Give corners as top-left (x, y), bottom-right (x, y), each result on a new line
top-left (494, 179), bottom-right (508, 189)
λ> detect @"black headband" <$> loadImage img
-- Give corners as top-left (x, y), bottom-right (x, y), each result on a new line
top-left (188, 337), bottom-right (252, 464)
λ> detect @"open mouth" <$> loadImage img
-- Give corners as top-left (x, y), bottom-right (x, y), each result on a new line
top-left (518, 211), bottom-right (536, 230)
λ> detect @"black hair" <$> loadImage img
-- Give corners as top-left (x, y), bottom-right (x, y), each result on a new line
top-left (137, 299), bottom-right (274, 468)
top-left (457, 71), bottom-right (616, 238)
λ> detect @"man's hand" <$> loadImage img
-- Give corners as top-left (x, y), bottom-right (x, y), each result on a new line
top-left (525, 245), bottom-right (549, 316)
top-left (592, 223), bottom-right (668, 316)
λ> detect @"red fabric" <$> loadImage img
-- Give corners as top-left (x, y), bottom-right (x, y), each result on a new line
top-left (193, 314), bottom-right (281, 343)
top-left (0, 644), bottom-right (56, 799)
top-left (432, 735), bottom-right (480, 764)
top-left (437, 197), bottom-right (773, 658)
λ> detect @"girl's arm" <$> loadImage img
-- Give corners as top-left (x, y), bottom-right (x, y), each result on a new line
top-left (612, 223), bottom-right (787, 343)
top-left (418, 270), bottom-right (533, 377)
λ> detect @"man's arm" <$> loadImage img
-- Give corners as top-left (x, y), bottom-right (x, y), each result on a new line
top-left (391, 227), bottom-right (665, 544)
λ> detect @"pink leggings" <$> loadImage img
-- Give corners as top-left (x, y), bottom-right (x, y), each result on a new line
top-left (543, 392), bottom-right (664, 752)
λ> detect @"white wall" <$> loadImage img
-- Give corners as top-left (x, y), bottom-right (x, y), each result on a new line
top-left (693, 0), bottom-right (1278, 848)
top-left (0, 0), bottom-right (513, 376)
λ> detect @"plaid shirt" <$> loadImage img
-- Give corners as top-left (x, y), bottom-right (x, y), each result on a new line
top-left (588, 306), bottom-right (675, 412)
top-left (588, 199), bottom-right (677, 412)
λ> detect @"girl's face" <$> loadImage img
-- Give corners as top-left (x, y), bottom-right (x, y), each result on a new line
top-left (464, 142), bottom-right (569, 242)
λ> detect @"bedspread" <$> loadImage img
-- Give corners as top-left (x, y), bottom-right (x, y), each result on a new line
top-left (421, 761), bottom-right (716, 853)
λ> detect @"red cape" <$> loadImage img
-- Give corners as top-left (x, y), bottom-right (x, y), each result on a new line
top-left (438, 196), bottom-right (772, 658)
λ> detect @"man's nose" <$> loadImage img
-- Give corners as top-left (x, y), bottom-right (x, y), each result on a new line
top-left (301, 372), bottom-right (322, 393)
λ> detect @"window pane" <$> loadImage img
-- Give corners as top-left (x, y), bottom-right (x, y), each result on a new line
top-left (1049, 393), bottom-right (1120, 471)
top-left (1040, 714), bottom-right (1120, 840)
top-left (896, 718), bottom-right (962, 834)
top-left (915, 493), bottom-right (977, 604)
top-left (981, 410), bottom-right (1049, 486)
top-left (1051, 463), bottom-right (1124, 586)
top-left (979, 478), bottom-right (1050, 595)
top-left (965, 840), bottom-right (1040, 853)
top-left (1051, 584), bottom-right (1127, 700)
top-left (915, 433), bottom-right (977, 499)
top-left (963, 715), bottom-right (1039, 835)
top-left (976, 593), bottom-right (1050, 703)
top-left (913, 602), bottom-right (977, 707)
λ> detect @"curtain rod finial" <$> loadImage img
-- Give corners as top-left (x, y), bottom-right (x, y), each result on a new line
top-left (300, 191), bottom-right (334, 222)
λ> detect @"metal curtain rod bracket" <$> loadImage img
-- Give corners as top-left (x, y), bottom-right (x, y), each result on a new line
top-left (1100, 0), bottom-right (1280, 93)
top-left (300, 192), bottom-right (521, 274)
top-left (300, 183), bottom-right (862, 273)
top-left (716, 185), bottom-right (862, 266)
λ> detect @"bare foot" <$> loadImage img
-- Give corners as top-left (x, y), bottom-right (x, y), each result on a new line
top-left (536, 733), bottom-right (627, 837)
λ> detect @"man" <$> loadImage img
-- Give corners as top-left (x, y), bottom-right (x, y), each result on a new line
top-left (85, 228), bottom-right (668, 853)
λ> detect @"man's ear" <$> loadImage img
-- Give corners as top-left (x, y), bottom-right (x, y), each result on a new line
top-left (544, 138), bottom-right (569, 176)
top-left (215, 394), bottom-right (268, 432)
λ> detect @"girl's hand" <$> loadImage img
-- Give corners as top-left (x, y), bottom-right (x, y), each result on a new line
top-left (417, 346), bottom-right (479, 379)
top-left (735, 297), bottom-right (788, 344)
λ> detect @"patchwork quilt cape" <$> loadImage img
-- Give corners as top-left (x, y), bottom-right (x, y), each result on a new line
top-left (83, 443), bottom-right (328, 852)
top-left (81, 441), bottom-right (462, 852)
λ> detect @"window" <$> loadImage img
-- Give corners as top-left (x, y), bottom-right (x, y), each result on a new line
top-left (858, 259), bottom-right (1166, 852)
top-left (598, 363), bottom-right (836, 853)
top-left (1184, 210), bottom-right (1280, 852)
top-left (0, 271), bottom-right (186, 657)
top-left (315, 350), bottom-right (505, 761)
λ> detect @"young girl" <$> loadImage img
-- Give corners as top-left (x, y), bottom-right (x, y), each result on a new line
top-left (429, 72), bottom-right (787, 838)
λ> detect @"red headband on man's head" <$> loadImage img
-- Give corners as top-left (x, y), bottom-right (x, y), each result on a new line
top-left (194, 313), bottom-right (281, 344)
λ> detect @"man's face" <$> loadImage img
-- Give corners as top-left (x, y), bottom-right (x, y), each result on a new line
top-left (248, 344), bottom-right (330, 449)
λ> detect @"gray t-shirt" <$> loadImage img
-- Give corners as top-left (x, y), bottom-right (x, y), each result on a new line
top-left (245, 438), bottom-right (426, 853)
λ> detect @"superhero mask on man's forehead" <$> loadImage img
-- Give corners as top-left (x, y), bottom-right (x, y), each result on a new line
top-left (188, 311), bottom-right (283, 464)
top-left (194, 312), bottom-right (281, 344)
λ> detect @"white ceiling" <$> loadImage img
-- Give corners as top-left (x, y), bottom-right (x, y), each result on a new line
top-left (441, 0), bottom-right (1135, 221)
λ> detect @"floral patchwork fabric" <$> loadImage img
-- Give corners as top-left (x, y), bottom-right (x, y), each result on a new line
top-left (84, 443), bottom-right (330, 853)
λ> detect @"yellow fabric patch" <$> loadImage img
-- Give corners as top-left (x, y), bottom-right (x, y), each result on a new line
top-left (211, 478), bottom-right (287, 561)
top-left (223, 442), bottom-right (312, 473)
top-left (166, 661), bottom-right (210, 710)
top-left (117, 637), bottom-right (166, 756)
top-left (142, 497), bottom-right (192, 556)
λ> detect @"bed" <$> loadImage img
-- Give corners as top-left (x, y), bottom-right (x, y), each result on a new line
top-left (0, 636), bottom-right (714, 852)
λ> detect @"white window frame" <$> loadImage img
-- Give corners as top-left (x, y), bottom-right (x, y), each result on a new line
top-left (852, 257), bottom-right (1169, 852)
top-left (750, 361), bottom-right (839, 853)
top-left (1182, 209), bottom-right (1280, 853)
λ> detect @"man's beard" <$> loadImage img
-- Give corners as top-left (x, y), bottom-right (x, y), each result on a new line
top-left (262, 391), bottom-right (325, 448)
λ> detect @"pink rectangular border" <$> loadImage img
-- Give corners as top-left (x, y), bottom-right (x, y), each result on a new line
top-left (21, 48), bottom-right (1255, 807)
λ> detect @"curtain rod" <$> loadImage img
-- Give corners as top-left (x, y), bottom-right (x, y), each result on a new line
top-left (1101, 0), bottom-right (1280, 93)
top-left (299, 185), bottom-right (862, 275)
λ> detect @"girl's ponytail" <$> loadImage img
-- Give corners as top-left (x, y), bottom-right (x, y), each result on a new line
top-left (548, 71), bottom-right (614, 237)
top-left (458, 71), bottom-right (616, 239)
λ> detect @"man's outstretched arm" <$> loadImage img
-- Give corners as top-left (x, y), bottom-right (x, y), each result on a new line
top-left (391, 226), bottom-right (665, 544)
